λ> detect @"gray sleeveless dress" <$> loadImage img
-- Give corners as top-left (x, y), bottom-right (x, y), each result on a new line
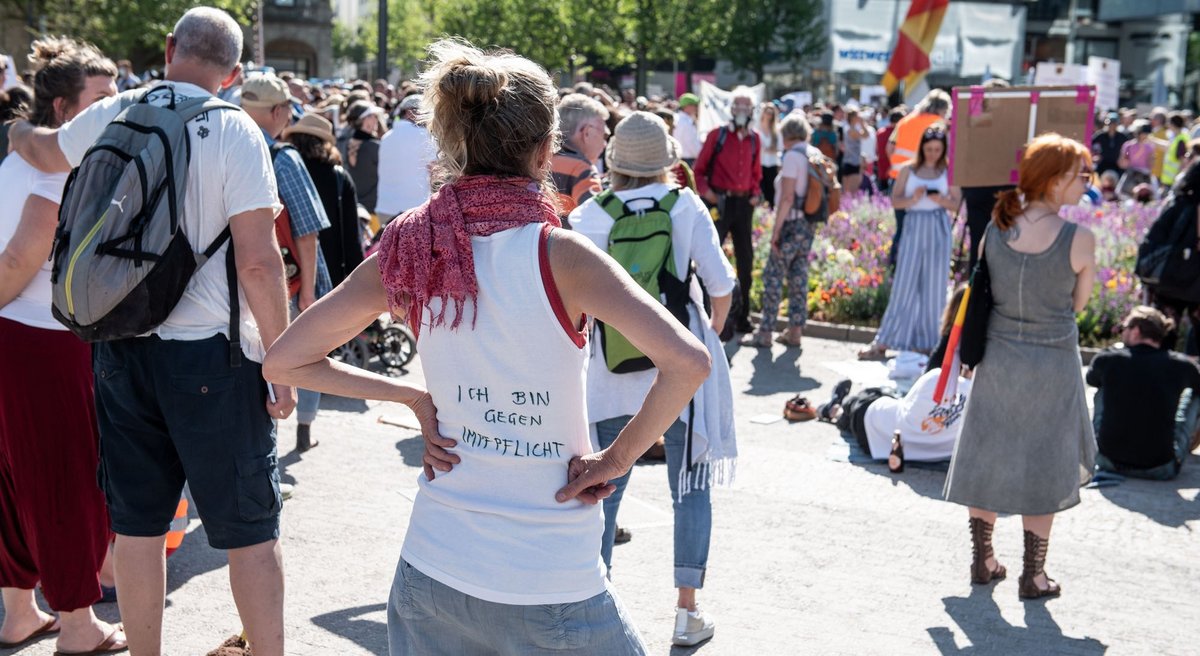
top-left (944, 221), bottom-right (1095, 515)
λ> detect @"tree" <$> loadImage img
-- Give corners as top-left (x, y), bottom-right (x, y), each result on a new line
top-left (356, 0), bottom-right (432, 77)
top-left (724, 0), bottom-right (824, 83)
top-left (1, 0), bottom-right (255, 63)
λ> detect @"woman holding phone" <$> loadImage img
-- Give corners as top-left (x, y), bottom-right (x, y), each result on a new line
top-left (860, 125), bottom-right (959, 360)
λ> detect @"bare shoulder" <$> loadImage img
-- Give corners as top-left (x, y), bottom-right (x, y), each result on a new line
top-left (547, 226), bottom-right (612, 279)
top-left (1071, 223), bottom-right (1096, 248)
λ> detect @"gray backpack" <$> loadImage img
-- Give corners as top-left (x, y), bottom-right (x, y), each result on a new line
top-left (51, 86), bottom-right (244, 362)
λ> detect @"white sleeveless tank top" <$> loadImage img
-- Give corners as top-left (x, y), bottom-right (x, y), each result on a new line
top-left (399, 223), bottom-right (604, 605)
top-left (904, 167), bottom-right (949, 212)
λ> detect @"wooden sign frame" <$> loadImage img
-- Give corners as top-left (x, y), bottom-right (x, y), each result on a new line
top-left (949, 85), bottom-right (1097, 187)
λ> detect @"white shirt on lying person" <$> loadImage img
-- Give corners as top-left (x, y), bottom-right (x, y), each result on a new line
top-left (863, 368), bottom-right (973, 461)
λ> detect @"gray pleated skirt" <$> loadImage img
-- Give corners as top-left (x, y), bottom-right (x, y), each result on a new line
top-left (943, 317), bottom-right (1095, 515)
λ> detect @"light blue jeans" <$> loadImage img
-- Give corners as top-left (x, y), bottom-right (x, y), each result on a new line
top-left (289, 297), bottom-right (321, 425)
top-left (1094, 388), bottom-right (1199, 480)
top-left (387, 558), bottom-right (648, 655)
top-left (596, 416), bottom-right (711, 589)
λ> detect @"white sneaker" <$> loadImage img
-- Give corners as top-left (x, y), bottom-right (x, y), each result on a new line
top-left (280, 483), bottom-right (294, 501)
top-left (672, 606), bottom-right (715, 646)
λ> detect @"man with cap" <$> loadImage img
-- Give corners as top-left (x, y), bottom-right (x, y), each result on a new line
top-left (376, 94), bottom-right (435, 224)
top-left (569, 111), bottom-right (736, 649)
top-left (243, 72), bottom-right (333, 454)
top-left (1092, 112), bottom-right (1129, 178)
top-left (674, 92), bottom-right (702, 166)
top-left (1087, 306), bottom-right (1200, 481)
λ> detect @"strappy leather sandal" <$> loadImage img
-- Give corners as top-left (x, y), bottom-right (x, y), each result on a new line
top-left (783, 395), bottom-right (817, 422)
top-left (856, 343), bottom-right (888, 361)
top-left (1018, 530), bottom-right (1061, 600)
top-left (969, 517), bottom-right (1006, 584)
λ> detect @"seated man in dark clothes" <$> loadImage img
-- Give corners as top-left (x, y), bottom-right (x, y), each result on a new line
top-left (1087, 306), bottom-right (1200, 480)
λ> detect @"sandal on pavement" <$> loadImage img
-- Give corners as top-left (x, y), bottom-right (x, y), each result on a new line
top-left (817, 379), bottom-right (853, 422)
top-left (740, 331), bottom-right (773, 348)
top-left (53, 625), bottom-right (127, 655)
top-left (206, 634), bottom-right (252, 656)
top-left (774, 333), bottom-right (803, 348)
top-left (783, 395), bottom-right (817, 422)
top-left (0, 616), bottom-right (60, 649)
top-left (857, 344), bottom-right (888, 361)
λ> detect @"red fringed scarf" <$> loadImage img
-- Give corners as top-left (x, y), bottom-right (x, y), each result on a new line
top-left (377, 175), bottom-right (561, 337)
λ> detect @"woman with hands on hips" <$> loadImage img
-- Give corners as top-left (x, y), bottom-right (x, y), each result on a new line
top-left (262, 39), bottom-right (709, 656)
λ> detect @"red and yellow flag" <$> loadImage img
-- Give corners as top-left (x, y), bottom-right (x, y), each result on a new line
top-left (881, 0), bottom-right (950, 94)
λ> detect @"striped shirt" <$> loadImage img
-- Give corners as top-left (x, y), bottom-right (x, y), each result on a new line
top-left (551, 144), bottom-right (602, 219)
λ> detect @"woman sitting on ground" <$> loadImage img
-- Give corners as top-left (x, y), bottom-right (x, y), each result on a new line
top-left (819, 286), bottom-right (973, 465)
top-left (264, 39), bottom-right (710, 655)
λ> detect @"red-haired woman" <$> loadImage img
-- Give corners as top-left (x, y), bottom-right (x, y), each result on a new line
top-left (944, 133), bottom-right (1097, 600)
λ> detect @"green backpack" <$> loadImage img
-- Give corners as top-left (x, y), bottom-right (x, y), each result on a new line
top-left (595, 187), bottom-right (692, 373)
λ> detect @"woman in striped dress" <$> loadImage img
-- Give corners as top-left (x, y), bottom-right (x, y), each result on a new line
top-left (859, 126), bottom-right (959, 359)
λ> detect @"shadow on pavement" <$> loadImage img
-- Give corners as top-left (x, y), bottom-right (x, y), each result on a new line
top-left (319, 394), bottom-right (371, 413)
top-left (395, 435), bottom-right (427, 469)
top-left (311, 602), bottom-right (388, 655)
top-left (743, 346), bottom-right (820, 397)
top-left (1097, 456), bottom-right (1200, 528)
top-left (833, 428), bottom-right (949, 501)
top-left (166, 522), bottom-right (228, 598)
top-left (928, 585), bottom-right (1107, 654)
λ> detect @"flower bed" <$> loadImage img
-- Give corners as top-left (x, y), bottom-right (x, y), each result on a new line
top-left (743, 194), bottom-right (1164, 348)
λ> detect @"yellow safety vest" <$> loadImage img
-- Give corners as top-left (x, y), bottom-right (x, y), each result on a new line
top-left (1161, 133), bottom-right (1189, 186)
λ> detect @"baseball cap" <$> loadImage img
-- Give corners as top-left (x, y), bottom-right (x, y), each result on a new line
top-left (678, 93), bottom-right (699, 108)
top-left (241, 74), bottom-right (289, 108)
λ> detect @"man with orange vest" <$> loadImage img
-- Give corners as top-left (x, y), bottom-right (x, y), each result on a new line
top-left (886, 89), bottom-right (951, 266)
top-left (887, 89), bottom-right (950, 177)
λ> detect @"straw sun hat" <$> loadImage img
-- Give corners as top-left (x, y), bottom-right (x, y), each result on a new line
top-left (605, 110), bottom-right (680, 177)
top-left (282, 113), bottom-right (335, 144)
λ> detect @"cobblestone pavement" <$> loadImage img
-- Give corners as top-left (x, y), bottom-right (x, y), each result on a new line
top-left (4, 336), bottom-right (1198, 655)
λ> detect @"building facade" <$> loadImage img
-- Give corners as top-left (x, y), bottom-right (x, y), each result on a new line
top-left (261, 0), bottom-right (335, 79)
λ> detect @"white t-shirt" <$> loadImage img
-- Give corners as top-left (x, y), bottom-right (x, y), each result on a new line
top-left (863, 369), bottom-right (973, 461)
top-left (57, 82), bottom-right (281, 361)
top-left (674, 111), bottom-right (702, 160)
top-left (757, 127), bottom-right (782, 167)
top-left (375, 120), bottom-right (435, 216)
top-left (0, 154), bottom-right (68, 330)
top-left (569, 184), bottom-right (736, 423)
top-left (775, 144), bottom-right (810, 214)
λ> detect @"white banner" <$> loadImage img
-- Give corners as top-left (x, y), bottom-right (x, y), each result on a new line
top-left (830, 0), bottom-right (1024, 81)
top-left (1034, 62), bottom-right (1087, 87)
top-left (1087, 57), bottom-right (1121, 112)
top-left (696, 80), bottom-right (766, 140)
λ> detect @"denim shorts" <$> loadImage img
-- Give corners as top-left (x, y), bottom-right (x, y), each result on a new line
top-left (388, 558), bottom-right (648, 655)
top-left (93, 334), bottom-right (280, 550)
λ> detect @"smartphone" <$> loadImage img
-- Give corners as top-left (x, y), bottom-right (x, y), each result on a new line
top-left (926, 188), bottom-right (940, 196)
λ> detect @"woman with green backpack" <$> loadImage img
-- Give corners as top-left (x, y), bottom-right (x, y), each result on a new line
top-left (569, 111), bottom-right (738, 648)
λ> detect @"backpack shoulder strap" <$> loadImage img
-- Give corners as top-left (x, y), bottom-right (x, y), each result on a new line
top-left (174, 95), bottom-right (241, 123)
top-left (595, 190), bottom-right (628, 221)
top-left (659, 187), bottom-right (682, 212)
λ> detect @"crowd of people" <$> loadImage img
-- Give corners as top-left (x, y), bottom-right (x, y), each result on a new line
top-left (0, 4), bottom-right (1199, 655)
